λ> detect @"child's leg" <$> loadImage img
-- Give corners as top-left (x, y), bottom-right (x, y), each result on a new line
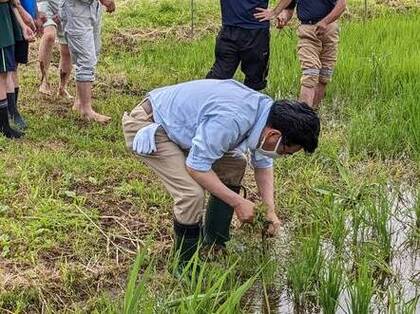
top-left (0, 71), bottom-right (22, 139)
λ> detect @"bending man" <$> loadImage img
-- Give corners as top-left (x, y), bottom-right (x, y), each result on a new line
top-left (122, 79), bottom-right (320, 266)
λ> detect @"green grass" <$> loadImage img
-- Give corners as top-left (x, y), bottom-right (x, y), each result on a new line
top-left (0, 0), bottom-right (419, 312)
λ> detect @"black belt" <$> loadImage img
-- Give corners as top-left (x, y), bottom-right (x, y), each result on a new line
top-left (300, 19), bottom-right (321, 25)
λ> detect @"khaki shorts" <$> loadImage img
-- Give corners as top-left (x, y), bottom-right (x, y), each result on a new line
top-left (122, 100), bottom-right (247, 225)
top-left (297, 22), bottom-right (339, 87)
top-left (38, 0), bottom-right (67, 44)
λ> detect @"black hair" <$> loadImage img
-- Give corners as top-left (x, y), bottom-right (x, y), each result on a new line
top-left (266, 100), bottom-right (320, 153)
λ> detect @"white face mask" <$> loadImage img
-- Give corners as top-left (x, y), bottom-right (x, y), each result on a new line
top-left (256, 134), bottom-right (282, 158)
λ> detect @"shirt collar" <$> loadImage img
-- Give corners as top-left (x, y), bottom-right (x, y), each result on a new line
top-left (246, 100), bottom-right (272, 150)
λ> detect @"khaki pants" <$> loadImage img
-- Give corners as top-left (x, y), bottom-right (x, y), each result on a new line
top-left (297, 22), bottom-right (339, 88)
top-left (122, 100), bottom-right (247, 225)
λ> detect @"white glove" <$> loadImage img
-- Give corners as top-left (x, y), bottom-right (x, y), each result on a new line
top-left (132, 123), bottom-right (160, 155)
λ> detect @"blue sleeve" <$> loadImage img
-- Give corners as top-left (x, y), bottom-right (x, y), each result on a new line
top-left (251, 151), bottom-right (273, 169)
top-left (186, 118), bottom-right (240, 172)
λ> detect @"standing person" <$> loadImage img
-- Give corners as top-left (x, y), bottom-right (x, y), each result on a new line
top-left (0, 0), bottom-right (34, 138)
top-left (7, 0), bottom-right (44, 129)
top-left (59, 0), bottom-right (115, 123)
top-left (122, 79), bottom-right (320, 268)
top-left (206, 0), bottom-right (274, 91)
top-left (37, 0), bottom-right (72, 98)
top-left (254, 0), bottom-right (347, 108)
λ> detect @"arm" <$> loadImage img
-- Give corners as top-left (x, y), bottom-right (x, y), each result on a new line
top-left (322, 0), bottom-right (347, 25)
top-left (10, 1), bottom-right (35, 41)
top-left (316, 0), bottom-right (347, 35)
top-left (185, 118), bottom-right (255, 223)
top-left (254, 0), bottom-right (294, 22)
top-left (254, 167), bottom-right (281, 236)
top-left (186, 167), bottom-right (255, 223)
top-left (14, 0), bottom-right (36, 30)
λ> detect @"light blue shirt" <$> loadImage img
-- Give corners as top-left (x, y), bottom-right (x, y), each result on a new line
top-left (140, 79), bottom-right (273, 171)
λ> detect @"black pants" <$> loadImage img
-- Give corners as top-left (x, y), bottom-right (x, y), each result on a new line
top-left (15, 40), bottom-right (29, 64)
top-left (206, 26), bottom-right (270, 91)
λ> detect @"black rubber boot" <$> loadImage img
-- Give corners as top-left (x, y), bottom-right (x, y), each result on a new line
top-left (174, 220), bottom-right (201, 269)
top-left (7, 91), bottom-right (27, 130)
top-left (0, 99), bottom-right (23, 139)
top-left (203, 185), bottom-right (241, 248)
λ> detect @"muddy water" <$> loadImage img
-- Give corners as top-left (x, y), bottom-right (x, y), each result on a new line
top-left (387, 186), bottom-right (419, 311)
top-left (249, 186), bottom-right (419, 313)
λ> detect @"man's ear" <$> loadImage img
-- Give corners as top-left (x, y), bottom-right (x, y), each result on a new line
top-left (266, 128), bottom-right (281, 137)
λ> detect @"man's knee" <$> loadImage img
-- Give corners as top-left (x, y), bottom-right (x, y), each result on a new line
top-left (173, 185), bottom-right (205, 225)
top-left (43, 30), bottom-right (56, 45)
top-left (66, 30), bottom-right (96, 81)
top-left (244, 78), bottom-right (267, 91)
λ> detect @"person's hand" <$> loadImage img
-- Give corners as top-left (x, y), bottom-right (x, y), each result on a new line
top-left (276, 10), bottom-right (292, 29)
top-left (22, 25), bottom-right (35, 42)
top-left (52, 14), bottom-right (61, 26)
top-left (39, 12), bottom-right (47, 24)
top-left (35, 13), bottom-right (45, 30)
top-left (265, 211), bottom-right (281, 237)
top-left (315, 20), bottom-right (328, 36)
top-left (234, 198), bottom-right (255, 223)
top-left (100, 0), bottom-right (115, 13)
top-left (35, 12), bottom-right (47, 36)
top-left (253, 7), bottom-right (275, 22)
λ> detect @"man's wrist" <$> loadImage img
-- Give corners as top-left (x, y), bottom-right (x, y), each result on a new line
top-left (321, 15), bottom-right (334, 25)
top-left (272, 7), bottom-right (282, 18)
top-left (229, 193), bottom-right (244, 208)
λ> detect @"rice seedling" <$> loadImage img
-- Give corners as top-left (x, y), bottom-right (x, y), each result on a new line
top-left (388, 288), bottom-right (419, 314)
top-left (366, 187), bottom-right (392, 264)
top-left (318, 259), bottom-right (344, 314)
top-left (234, 201), bottom-right (279, 312)
top-left (286, 228), bottom-right (323, 311)
top-left (123, 245), bottom-right (155, 313)
top-left (413, 190), bottom-right (420, 246)
top-left (122, 242), bottom-right (261, 313)
top-left (347, 258), bottom-right (375, 314)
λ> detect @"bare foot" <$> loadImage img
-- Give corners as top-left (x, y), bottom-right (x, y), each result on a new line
top-left (58, 88), bottom-right (74, 100)
top-left (80, 110), bottom-right (111, 124)
top-left (39, 82), bottom-right (52, 96)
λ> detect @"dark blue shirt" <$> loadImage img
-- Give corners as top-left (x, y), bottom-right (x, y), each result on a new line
top-left (221, 0), bottom-right (270, 29)
top-left (288, 0), bottom-right (337, 23)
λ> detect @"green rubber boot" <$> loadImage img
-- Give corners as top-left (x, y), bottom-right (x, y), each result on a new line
top-left (173, 220), bottom-right (201, 271)
top-left (203, 185), bottom-right (241, 249)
